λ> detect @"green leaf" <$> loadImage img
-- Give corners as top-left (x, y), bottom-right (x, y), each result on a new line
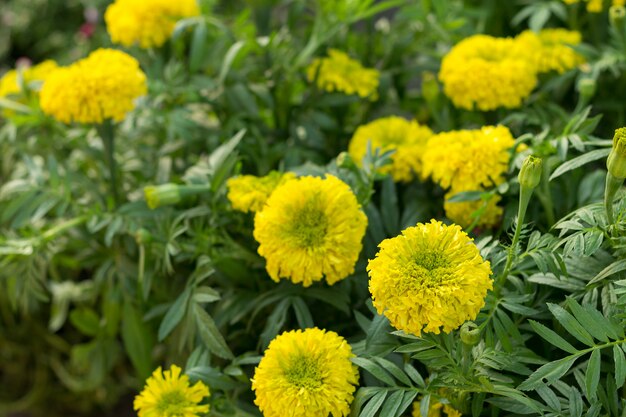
top-left (548, 303), bottom-right (595, 346)
top-left (291, 296), bottom-right (314, 329)
top-left (350, 387), bottom-right (379, 417)
top-left (158, 287), bottom-right (191, 341)
top-left (588, 258), bottom-right (626, 285)
top-left (549, 148), bottom-right (611, 181)
top-left (193, 304), bottom-right (234, 359)
top-left (518, 356), bottom-right (579, 391)
top-left (403, 363), bottom-right (425, 387)
top-left (193, 286), bottom-right (221, 304)
top-left (189, 21), bottom-right (208, 73)
top-left (585, 349), bottom-right (601, 400)
top-left (529, 320), bottom-right (578, 354)
top-left (378, 389), bottom-right (404, 417)
top-left (69, 308), bottom-right (100, 337)
top-left (121, 302), bottom-right (154, 380)
top-left (218, 40), bottom-right (247, 84)
top-left (569, 387), bottom-right (583, 417)
top-left (352, 357), bottom-right (396, 386)
top-left (380, 176), bottom-right (399, 235)
top-left (566, 299), bottom-right (609, 343)
top-left (371, 357), bottom-right (412, 386)
top-left (613, 345), bottom-right (626, 388)
top-left (360, 390), bottom-right (388, 417)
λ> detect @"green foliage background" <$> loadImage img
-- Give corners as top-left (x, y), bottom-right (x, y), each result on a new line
top-left (3, 0), bottom-right (626, 416)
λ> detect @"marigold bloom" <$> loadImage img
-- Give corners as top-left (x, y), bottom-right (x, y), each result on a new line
top-left (40, 49), bottom-right (147, 124)
top-left (439, 35), bottom-right (537, 111)
top-left (252, 328), bottom-right (359, 417)
top-left (348, 116), bottom-right (434, 182)
top-left (134, 365), bottom-right (210, 417)
top-left (516, 29), bottom-right (585, 74)
top-left (307, 49), bottom-right (380, 100)
top-left (422, 125), bottom-right (515, 192)
top-left (563, 0), bottom-right (623, 11)
top-left (368, 220), bottom-right (493, 336)
top-left (444, 193), bottom-right (502, 229)
top-left (413, 400), bottom-right (462, 417)
top-left (227, 171), bottom-right (296, 213)
top-left (0, 60), bottom-right (59, 97)
top-left (105, 0), bottom-right (199, 48)
top-left (254, 175), bottom-right (367, 287)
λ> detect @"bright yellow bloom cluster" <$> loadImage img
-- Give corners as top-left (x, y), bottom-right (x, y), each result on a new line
top-left (564, 0), bottom-right (624, 12)
top-left (134, 365), bottom-right (210, 417)
top-left (227, 171), bottom-right (296, 213)
top-left (0, 60), bottom-right (58, 98)
top-left (422, 125), bottom-right (513, 228)
top-left (348, 116), bottom-right (434, 182)
top-left (517, 29), bottom-right (585, 74)
top-left (254, 175), bottom-right (367, 287)
top-left (40, 49), bottom-right (147, 124)
top-left (422, 126), bottom-right (514, 192)
top-left (413, 400), bottom-right (462, 417)
top-left (105, 0), bottom-right (199, 48)
top-left (439, 35), bottom-right (537, 111)
top-left (307, 49), bottom-right (380, 100)
top-left (252, 328), bottom-right (359, 417)
top-left (444, 194), bottom-right (503, 229)
top-left (368, 220), bottom-right (493, 336)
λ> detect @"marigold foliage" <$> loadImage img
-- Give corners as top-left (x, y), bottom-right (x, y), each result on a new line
top-left (348, 116), bottom-right (434, 182)
top-left (517, 29), bottom-right (585, 74)
top-left (40, 48), bottom-right (147, 124)
top-left (413, 401), bottom-right (462, 417)
top-left (134, 365), bottom-right (210, 417)
top-left (439, 34), bottom-right (537, 111)
top-left (422, 125), bottom-right (515, 192)
top-left (307, 49), bottom-right (380, 100)
top-left (444, 193), bottom-right (502, 229)
top-left (0, 60), bottom-right (58, 98)
top-left (254, 175), bottom-right (367, 287)
top-left (105, 0), bottom-right (200, 48)
top-left (227, 171), bottom-right (296, 213)
top-left (367, 220), bottom-right (493, 336)
top-left (251, 328), bottom-right (359, 417)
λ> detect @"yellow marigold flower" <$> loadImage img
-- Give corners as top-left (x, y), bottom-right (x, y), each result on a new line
top-left (444, 192), bottom-right (502, 229)
top-left (587, 0), bottom-right (603, 11)
top-left (40, 49), bottom-right (147, 124)
top-left (615, 0), bottom-right (626, 6)
top-left (105, 0), bottom-right (199, 48)
top-left (516, 29), bottom-right (585, 74)
top-left (413, 401), bottom-right (462, 417)
top-left (252, 328), bottom-right (359, 417)
top-left (439, 35), bottom-right (537, 111)
top-left (307, 49), bottom-right (380, 100)
top-left (0, 60), bottom-right (58, 98)
top-left (367, 220), bottom-right (493, 336)
top-left (253, 175), bottom-right (368, 287)
top-left (134, 365), bottom-right (210, 417)
top-left (422, 125), bottom-right (515, 192)
top-left (348, 116), bottom-right (434, 182)
top-left (227, 171), bottom-right (296, 213)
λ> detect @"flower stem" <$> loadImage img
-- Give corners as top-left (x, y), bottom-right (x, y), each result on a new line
top-left (97, 120), bottom-right (119, 208)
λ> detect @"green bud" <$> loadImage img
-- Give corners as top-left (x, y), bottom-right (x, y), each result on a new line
top-left (144, 183), bottom-right (181, 210)
top-left (518, 155), bottom-right (543, 190)
top-left (577, 78), bottom-right (596, 101)
top-left (337, 151), bottom-right (356, 169)
top-left (135, 228), bottom-right (152, 245)
top-left (460, 321), bottom-right (481, 346)
top-left (421, 71), bottom-right (440, 104)
top-left (608, 128), bottom-right (626, 180)
top-left (610, 5), bottom-right (626, 30)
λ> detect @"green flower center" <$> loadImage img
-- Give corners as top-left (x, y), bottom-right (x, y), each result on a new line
top-left (405, 250), bottom-right (454, 288)
top-left (155, 390), bottom-right (192, 416)
top-left (287, 203), bottom-right (328, 248)
top-left (284, 356), bottom-right (323, 389)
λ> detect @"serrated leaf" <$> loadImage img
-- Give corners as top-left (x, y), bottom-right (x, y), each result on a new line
top-left (548, 303), bottom-right (595, 346)
top-left (121, 302), bottom-right (154, 380)
top-left (588, 258), bottom-right (626, 285)
top-left (566, 299), bottom-right (609, 343)
top-left (291, 296), bottom-right (314, 329)
top-left (158, 287), bottom-right (191, 341)
top-left (352, 357), bottom-right (396, 386)
top-left (613, 345), bottom-right (626, 388)
top-left (378, 389), bottom-right (404, 417)
top-left (549, 149), bottom-right (611, 181)
top-left (371, 357), bottom-right (412, 386)
top-left (360, 390), bottom-right (387, 417)
top-left (529, 320), bottom-right (578, 354)
top-left (585, 349), bottom-right (601, 400)
top-left (519, 356), bottom-right (579, 391)
top-left (193, 304), bottom-right (233, 359)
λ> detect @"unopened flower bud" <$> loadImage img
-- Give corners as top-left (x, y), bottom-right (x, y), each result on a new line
top-left (144, 183), bottom-right (181, 209)
top-left (610, 5), bottom-right (626, 30)
top-left (518, 155), bottom-right (543, 190)
top-left (421, 71), bottom-right (440, 104)
top-left (337, 152), bottom-right (356, 169)
top-left (608, 128), bottom-right (626, 180)
top-left (577, 78), bottom-right (596, 101)
top-left (460, 321), bottom-right (481, 346)
top-left (135, 228), bottom-right (152, 245)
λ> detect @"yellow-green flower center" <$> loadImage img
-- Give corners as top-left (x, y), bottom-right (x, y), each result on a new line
top-left (284, 356), bottom-right (323, 389)
top-left (155, 390), bottom-right (193, 416)
top-left (402, 250), bottom-right (455, 288)
top-left (287, 203), bottom-right (328, 248)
